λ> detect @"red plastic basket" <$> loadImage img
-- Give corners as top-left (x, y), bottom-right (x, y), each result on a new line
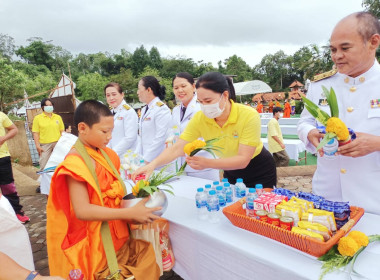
top-left (223, 197), bottom-right (364, 257)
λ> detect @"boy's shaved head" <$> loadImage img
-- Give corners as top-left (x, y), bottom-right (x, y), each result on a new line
top-left (74, 100), bottom-right (113, 128)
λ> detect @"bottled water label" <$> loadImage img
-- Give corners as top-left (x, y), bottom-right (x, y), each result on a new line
top-left (208, 202), bottom-right (220, 212)
top-left (196, 200), bottom-right (207, 208)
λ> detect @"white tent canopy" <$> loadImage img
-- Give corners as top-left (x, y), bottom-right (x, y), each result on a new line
top-left (233, 80), bottom-right (272, 96)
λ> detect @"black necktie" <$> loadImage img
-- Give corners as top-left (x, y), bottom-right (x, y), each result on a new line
top-left (180, 106), bottom-right (186, 121)
top-left (112, 110), bottom-right (116, 115)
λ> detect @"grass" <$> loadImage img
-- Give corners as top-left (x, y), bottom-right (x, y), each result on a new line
top-left (288, 152), bottom-right (317, 166)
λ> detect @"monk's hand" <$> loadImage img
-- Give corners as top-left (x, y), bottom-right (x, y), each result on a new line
top-left (307, 128), bottom-right (324, 156)
top-left (132, 163), bottom-right (154, 182)
top-left (133, 197), bottom-right (161, 224)
top-left (337, 132), bottom-right (380, 158)
top-left (186, 155), bottom-right (209, 170)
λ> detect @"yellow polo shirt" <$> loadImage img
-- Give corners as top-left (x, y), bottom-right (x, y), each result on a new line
top-left (267, 118), bottom-right (284, 153)
top-left (32, 112), bottom-right (64, 144)
top-left (180, 100), bottom-right (263, 158)
top-left (0, 112), bottom-right (13, 158)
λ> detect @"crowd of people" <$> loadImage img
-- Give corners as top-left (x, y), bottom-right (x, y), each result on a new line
top-left (0, 10), bottom-right (379, 280)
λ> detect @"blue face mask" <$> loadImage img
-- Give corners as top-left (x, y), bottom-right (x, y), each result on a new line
top-left (44, 106), bottom-right (54, 113)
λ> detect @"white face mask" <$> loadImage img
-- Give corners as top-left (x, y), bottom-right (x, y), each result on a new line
top-left (200, 95), bottom-right (226, 119)
top-left (44, 106), bottom-right (54, 113)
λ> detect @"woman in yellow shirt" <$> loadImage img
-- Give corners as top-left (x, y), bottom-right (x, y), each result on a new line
top-left (134, 72), bottom-right (276, 188)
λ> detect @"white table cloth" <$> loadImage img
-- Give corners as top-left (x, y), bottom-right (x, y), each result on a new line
top-left (261, 138), bottom-right (306, 162)
top-left (161, 176), bottom-right (380, 280)
top-left (260, 117), bottom-right (301, 126)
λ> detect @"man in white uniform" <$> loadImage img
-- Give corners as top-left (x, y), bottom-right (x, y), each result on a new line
top-left (297, 12), bottom-right (380, 215)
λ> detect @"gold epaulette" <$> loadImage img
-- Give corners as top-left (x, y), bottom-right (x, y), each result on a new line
top-left (108, 105), bottom-right (113, 110)
top-left (312, 69), bottom-right (337, 82)
top-left (156, 101), bottom-right (164, 107)
top-left (123, 104), bottom-right (131, 110)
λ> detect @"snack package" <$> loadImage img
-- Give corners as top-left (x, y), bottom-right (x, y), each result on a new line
top-left (289, 197), bottom-right (314, 212)
top-left (301, 209), bottom-right (337, 232)
top-left (297, 221), bottom-right (332, 241)
top-left (291, 226), bottom-right (325, 242)
top-left (276, 203), bottom-right (302, 226)
top-left (154, 218), bottom-right (175, 271)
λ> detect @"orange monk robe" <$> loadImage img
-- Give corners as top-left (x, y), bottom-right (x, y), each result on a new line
top-left (268, 101), bottom-right (274, 113)
top-left (275, 101), bottom-right (281, 107)
top-left (256, 103), bottom-right (263, 113)
top-left (283, 102), bottom-right (291, 118)
top-left (46, 147), bottom-right (129, 279)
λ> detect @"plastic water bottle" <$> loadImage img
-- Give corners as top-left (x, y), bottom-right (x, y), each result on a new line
top-left (216, 186), bottom-right (226, 207)
top-left (246, 188), bottom-right (258, 217)
top-left (323, 138), bottom-right (338, 159)
top-left (204, 184), bottom-right (212, 196)
top-left (195, 188), bottom-right (208, 220)
top-left (68, 269), bottom-right (84, 280)
top-left (255, 183), bottom-right (263, 196)
top-left (212, 181), bottom-right (220, 190)
top-left (207, 190), bottom-right (220, 223)
top-left (235, 178), bottom-right (246, 198)
top-left (224, 183), bottom-right (233, 203)
top-left (221, 178), bottom-right (229, 184)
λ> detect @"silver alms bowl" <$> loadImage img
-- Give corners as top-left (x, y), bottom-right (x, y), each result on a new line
top-left (121, 189), bottom-right (168, 216)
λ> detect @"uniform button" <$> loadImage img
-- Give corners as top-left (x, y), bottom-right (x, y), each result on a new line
top-left (344, 77), bottom-right (350, 83)
top-left (340, 168), bottom-right (346, 174)
top-left (349, 86), bottom-right (356, 92)
top-left (359, 76), bottom-right (365, 83)
top-left (347, 107), bottom-right (354, 112)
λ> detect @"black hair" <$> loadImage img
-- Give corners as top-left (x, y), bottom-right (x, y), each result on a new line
top-left (74, 100), bottom-right (113, 128)
top-left (41, 98), bottom-right (53, 108)
top-left (273, 107), bottom-right (284, 115)
top-left (355, 12), bottom-right (380, 42)
top-left (140, 76), bottom-right (166, 100)
top-left (104, 82), bottom-right (123, 95)
top-left (172, 72), bottom-right (194, 85)
top-left (195, 72), bottom-right (236, 102)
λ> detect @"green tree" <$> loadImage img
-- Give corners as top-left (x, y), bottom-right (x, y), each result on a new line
top-left (298, 44), bottom-right (333, 80)
top-left (139, 66), bottom-right (174, 102)
top-left (362, 0), bottom-right (380, 17)
top-left (194, 61), bottom-right (217, 78)
top-left (160, 56), bottom-right (196, 79)
top-left (109, 68), bottom-right (137, 103)
top-left (130, 45), bottom-right (150, 76)
top-left (0, 34), bottom-right (16, 60)
top-left (76, 73), bottom-right (108, 102)
top-left (149, 47), bottom-right (163, 70)
top-left (223, 55), bottom-right (252, 82)
top-left (16, 40), bottom-right (55, 70)
top-left (0, 58), bottom-right (27, 111)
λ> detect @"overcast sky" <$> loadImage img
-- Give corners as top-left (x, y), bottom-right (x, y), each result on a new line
top-left (0, 0), bottom-right (364, 67)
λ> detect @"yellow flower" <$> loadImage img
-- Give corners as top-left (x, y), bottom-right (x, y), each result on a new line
top-left (183, 140), bottom-right (206, 156)
top-left (326, 117), bottom-right (349, 141)
top-left (184, 142), bottom-right (194, 156)
top-left (338, 236), bottom-right (360, 257)
top-left (132, 180), bottom-right (149, 196)
top-left (348, 231), bottom-right (369, 247)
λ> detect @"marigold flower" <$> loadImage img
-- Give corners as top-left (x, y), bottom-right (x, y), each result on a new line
top-left (192, 139), bottom-right (206, 149)
top-left (338, 236), bottom-right (360, 257)
top-left (184, 142), bottom-right (195, 156)
top-left (348, 231), bottom-right (369, 247)
top-left (326, 117), bottom-right (349, 141)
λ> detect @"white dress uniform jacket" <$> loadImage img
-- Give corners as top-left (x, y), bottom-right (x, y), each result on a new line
top-left (172, 95), bottom-right (220, 181)
top-left (108, 100), bottom-right (138, 157)
top-left (136, 97), bottom-right (172, 163)
top-left (297, 60), bottom-right (380, 215)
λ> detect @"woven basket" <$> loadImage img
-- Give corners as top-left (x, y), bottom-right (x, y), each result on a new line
top-left (222, 197), bottom-right (365, 257)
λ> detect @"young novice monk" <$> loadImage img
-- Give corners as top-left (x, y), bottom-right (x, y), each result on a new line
top-left (46, 100), bottom-right (160, 279)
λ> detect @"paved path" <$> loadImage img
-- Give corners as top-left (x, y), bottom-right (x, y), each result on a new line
top-left (20, 169), bottom-right (314, 278)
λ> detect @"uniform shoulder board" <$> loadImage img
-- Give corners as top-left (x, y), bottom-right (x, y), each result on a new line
top-left (312, 69), bottom-right (337, 82)
top-left (123, 104), bottom-right (131, 110)
top-left (156, 101), bottom-right (164, 107)
top-left (108, 105), bottom-right (113, 110)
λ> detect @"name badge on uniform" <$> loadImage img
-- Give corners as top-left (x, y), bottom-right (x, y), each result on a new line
top-left (56, 120), bottom-right (59, 124)
top-left (144, 117), bottom-right (151, 121)
top-left (370, 99), bottom-right (380, 108)
top-left (318, 99), bottom-right (328, 106)
top-left (232, 131), bottom-right (238, 138)
top-left (117, 116), bottom-right (123, 120)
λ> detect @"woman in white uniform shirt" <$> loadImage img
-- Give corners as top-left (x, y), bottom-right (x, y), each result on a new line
top-left (172, 72), bottom-right (220, 181)
top-left (136, 76), bottom-right (171, 163)
top-left (105, 82), bottom-right (138, 157)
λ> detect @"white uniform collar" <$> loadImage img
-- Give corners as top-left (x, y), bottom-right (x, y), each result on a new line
top-left (114, 99), bottom-right (126, 112)
top-left (147, 97), bottom-right (161, 108)
top-left (339, 59), bottom-right (380, 85)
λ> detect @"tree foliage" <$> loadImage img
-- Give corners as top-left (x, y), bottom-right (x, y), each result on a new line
top-left (362, 0), bottom-right (380, 18)
top-left (0, 34), bottom-right (16, 60)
